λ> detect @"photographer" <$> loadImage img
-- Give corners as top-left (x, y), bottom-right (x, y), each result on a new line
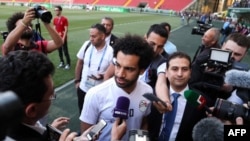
top-left (1, 6), bottom-right (63, 56)
top-left (189, 28), bottom-right (220, 95)
top-left (190, 33), bottom-right (250, 106)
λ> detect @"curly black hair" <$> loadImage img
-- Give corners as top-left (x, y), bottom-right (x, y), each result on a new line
top-left (113, 34), bottom-right (154, 70)
top-left (0, 50), bottom-right (55, 106)
top-left (6, 12), bottom-right (24, 32)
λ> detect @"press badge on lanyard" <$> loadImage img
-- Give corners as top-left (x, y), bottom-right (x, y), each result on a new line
top-left (85, 76), bottom-right (97, 88)
top-left (85, 45), bottom-right (107, 89)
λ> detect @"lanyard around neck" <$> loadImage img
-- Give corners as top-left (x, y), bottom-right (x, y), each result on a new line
top-left (88, 44), bottom-right (108, 71)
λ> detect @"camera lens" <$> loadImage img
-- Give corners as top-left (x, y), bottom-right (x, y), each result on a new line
top-left (33, 4), bottom-right (52, 23)
top-left (38, 10), bottom-right (52, 23)
top-left (213, 98), bottom-right (250, 122)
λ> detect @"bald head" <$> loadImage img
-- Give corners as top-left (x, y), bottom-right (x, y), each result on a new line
top-left (202, 28), bottom-right (220, 47)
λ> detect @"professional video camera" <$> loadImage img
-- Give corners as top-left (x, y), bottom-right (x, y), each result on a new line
top-left (33, 4), bottom-right (52, 23)
top-left (191, 20), bottom-right (213, 35)
top-left (213, 98), bottom-right (250, 124)
top-left (200, 48), bottom-right (249, 89)
top-left (0, 91), bottom-right (23, 140)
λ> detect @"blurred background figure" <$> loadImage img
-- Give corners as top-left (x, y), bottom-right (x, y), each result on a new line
top-left (53, 5), bottom-right (71, 70)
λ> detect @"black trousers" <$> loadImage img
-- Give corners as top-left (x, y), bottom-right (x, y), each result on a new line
top-left (58, 40), bottom-right (71, 65)
top-left (77, 87), bottom-right (86, 114)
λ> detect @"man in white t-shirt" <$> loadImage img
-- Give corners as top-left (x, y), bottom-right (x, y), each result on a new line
top-left (80, 34), bottom-right (154, 140)
top-left (74, 23), bottom-right (113, 114)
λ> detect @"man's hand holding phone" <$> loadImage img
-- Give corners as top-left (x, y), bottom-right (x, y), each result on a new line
top-left (86, 119), bottom-right (107, 141)
top-left (46, 124), bottom-right (63, 141)
top-left (143, 93), bottom-right (172, 113)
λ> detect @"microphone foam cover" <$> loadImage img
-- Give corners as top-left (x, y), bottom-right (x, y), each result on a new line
top-left (192, 117), bottom-right (224, 141)
top-left (225, 69), bottom-right (250, 89)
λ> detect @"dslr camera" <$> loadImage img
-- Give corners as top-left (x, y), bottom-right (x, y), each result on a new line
top-left (213, 98), bottom-right (250, 124)
top-left (191, 20), bottom-right (213, 35)
top-left (33, 4), bottom-right (52, 23)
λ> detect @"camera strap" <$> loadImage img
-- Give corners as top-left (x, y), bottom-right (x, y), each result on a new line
top-left (35, 22), bottom-right (46, 54)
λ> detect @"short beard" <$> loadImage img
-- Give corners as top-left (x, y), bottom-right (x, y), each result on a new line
top-left (106, 31), bottom-right (111, 36)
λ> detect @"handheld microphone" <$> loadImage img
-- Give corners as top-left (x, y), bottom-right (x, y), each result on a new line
top-left (224, 69), bottom-right (250, 89)
top-left (113, 96), bottom-right (130, 119)
top-left (184, 90), bottom-right (212, 113)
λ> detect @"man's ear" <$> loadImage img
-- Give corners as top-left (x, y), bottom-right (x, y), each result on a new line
top-left (25, 103), bottom-right (38, 118)
top-left (143, 34), bottom-right (147, 40)
top-left (102, 33), bottom-right (106, 40)
top-left (211, 40), bottom-right (217, 46)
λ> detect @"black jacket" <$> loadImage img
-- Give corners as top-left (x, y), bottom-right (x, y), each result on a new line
top-left (7, 123), bottom-right (49, 141)
top-left (109, 34), bottom-right (118, 47)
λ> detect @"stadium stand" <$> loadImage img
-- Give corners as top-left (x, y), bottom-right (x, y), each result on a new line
top-left (161, 0), bottom-right (193, 11)
top-left (126, 0), bottom-right (153, 8)
top-left (2, 0), bottom-right (47, 3)
top-left (30, 0), bottom-right (47, 3)
top-left (1, 0), bottom-right (193, 11)
top-left (0, 0), bottom-right (8, 1)
top-left (97, 0), bottom-right (127, 6)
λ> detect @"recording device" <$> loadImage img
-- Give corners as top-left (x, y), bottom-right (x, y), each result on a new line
top-left (191, 20), bottom-right (213, 35)
top-left (225, 69), bottom-right (250, 89)
top-left (46, 124), bottom-right (62, 141)
top-left (1, 31), bottom-right (8, 41)
top-left (213, 98), bottom-right (250, 123)
top-left (33, 4), bottom-right (52, 23)
top-left (143, 93), bottom-right (167, 107)
top-left (209, 48), bottom-right (232, 64)
top-left (192, 117), bottom-right (224, 141)
top-left (86, 119), bottom-right (107, 141)
top-left (201, 48), bottom-right (232, 89)
top-left (113, 96), bottom-right (130, 119)
top-left (205, 48), bottom-right (232, 75)
top-left (184, 90), bottom-right (212, 113)
top-left (129, 130), bottom-right (150, 141)
top-left (0, 91), bottom-right (23, 140)
top-left (199, 48), bottom-right (248, 89)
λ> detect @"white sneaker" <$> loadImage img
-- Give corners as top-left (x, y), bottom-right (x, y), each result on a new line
top-left (57, 62), bottom-right (64, 68)
top-left (64, 64), bottom-right (70, 70)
